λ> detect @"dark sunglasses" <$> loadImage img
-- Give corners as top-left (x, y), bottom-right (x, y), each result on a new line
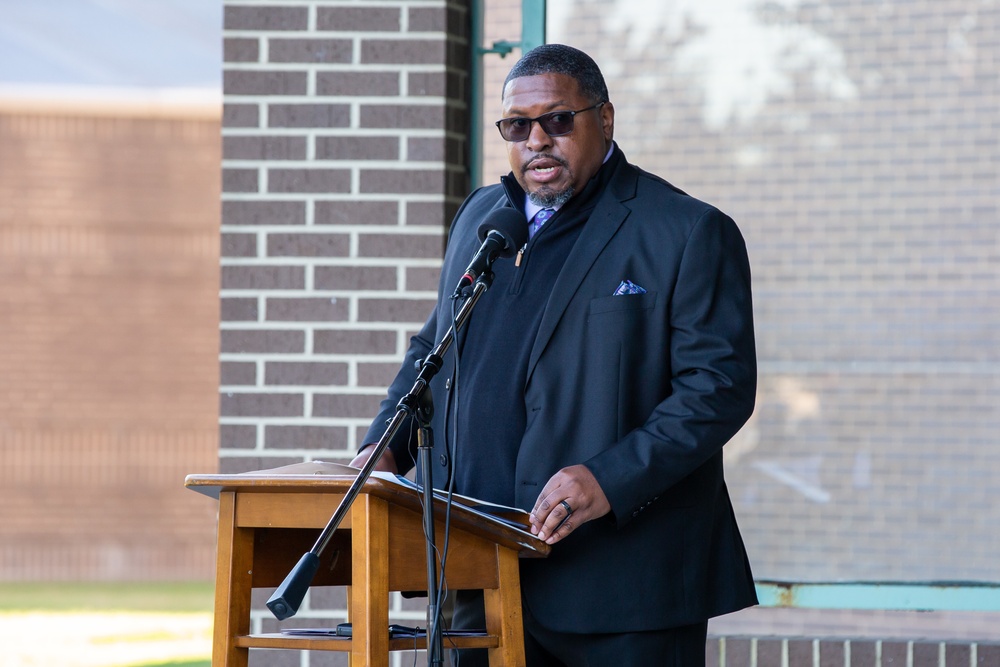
top-left (495, 102), bottom-right (606, 142)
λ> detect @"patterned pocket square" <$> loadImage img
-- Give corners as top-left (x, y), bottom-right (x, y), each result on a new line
top-left (613, 279), bottom-right (647, 295)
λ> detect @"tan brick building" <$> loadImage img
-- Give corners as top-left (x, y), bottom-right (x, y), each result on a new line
top-left (0, 95), bottom-right (221, 581)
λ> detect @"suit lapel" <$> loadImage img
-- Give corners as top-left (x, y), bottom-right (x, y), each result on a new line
top-left (526, 162), bottom-right (638, 385)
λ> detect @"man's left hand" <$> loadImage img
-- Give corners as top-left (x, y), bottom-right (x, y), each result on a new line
top-left (530, 465), bottom-right (611, 545)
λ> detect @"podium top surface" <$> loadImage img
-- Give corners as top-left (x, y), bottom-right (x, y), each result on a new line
top-left (185, 466), bottom-right (551, 558)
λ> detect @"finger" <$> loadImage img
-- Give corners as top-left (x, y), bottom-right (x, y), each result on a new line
top-left (549, 500), bottom-right (574, 534)
top-left (537, 497), bottom-right (575, 542)
top-left (529, 483), bottom-right (565, 530)
top-left (541, 507), bottom-right (576, 544)
top-left (546, 516), bottom-right (574, 544)
top-left (530, 492), bottom-right (569, 536)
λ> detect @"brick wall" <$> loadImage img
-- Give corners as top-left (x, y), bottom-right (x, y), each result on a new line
top-left (220, 2), bottom-right (470, 663)
top-left (220, 0), bottom-right (469, 472)
top-left (0, 100), bottom-right (221, 581)
top-left (542, 0), bottom-right (1000, 585)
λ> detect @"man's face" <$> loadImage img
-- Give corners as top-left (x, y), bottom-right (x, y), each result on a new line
top-left (501, 73), bottom-right (614, 207)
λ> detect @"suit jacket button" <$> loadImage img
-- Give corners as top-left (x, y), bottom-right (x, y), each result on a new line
top-left (438, 454), bottom-right (448, 466)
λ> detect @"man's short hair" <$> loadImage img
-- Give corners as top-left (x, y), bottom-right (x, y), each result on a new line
top-left (502, 44), bottom-right (609, 104)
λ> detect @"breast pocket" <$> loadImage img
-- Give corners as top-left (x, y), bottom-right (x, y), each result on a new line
top-left (584, 292), bottom-right (663, 440)
top-left (587, 292), bottom-right (657, 319)
top-left (585, 291), bottom-right (658, 353)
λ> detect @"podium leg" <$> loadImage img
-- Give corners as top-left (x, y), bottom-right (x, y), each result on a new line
top-left (484, 546), bottom-right (526, 667)
top-left (349, 494), bottom-right (390, 667)
top-left (213, 491), bottom-right (253, 667)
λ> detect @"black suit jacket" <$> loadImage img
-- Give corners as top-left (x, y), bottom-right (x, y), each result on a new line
top-left (364, 147), bottom-right (758, 633)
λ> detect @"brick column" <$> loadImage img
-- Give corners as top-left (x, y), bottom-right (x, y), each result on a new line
top-left (220, 0), bottom-right (470, 475)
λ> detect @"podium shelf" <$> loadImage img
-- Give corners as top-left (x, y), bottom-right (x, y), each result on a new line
top-left (235, 633), bottom-right (500, 652)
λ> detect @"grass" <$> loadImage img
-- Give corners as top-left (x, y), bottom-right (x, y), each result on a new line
top-left (0, 581), bottom-right (214, 612)
top-left (1, 582), bottom-right (214, 667)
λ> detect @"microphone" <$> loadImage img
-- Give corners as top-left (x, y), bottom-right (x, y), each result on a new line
top-left (452, 207), bottom-right (528, 297)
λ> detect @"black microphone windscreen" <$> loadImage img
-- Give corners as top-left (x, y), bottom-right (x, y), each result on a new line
top-left (476, 208), bottom-right (529, 258)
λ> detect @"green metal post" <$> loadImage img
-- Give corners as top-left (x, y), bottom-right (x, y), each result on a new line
top-left (469, 0), bottom-right (547, 188)
top-left (520, 0), bottom-right (546, 52)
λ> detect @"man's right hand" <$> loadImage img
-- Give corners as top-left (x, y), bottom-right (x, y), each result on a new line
top-left (349, 444), bottom-right (399, 473)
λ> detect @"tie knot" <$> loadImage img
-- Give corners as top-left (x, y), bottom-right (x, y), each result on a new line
top-left (529, 208), bottom-right (555, 238)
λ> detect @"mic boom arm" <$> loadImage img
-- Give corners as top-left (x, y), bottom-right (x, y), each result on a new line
top-left (265, 275), bottom-right (495, 621)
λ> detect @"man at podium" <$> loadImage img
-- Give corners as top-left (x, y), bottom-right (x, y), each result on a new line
top-left (352, 44), bottom-right (758, 667)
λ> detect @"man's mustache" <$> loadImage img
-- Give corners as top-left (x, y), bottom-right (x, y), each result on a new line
top-left (521, 154), bottom-right (570, 174)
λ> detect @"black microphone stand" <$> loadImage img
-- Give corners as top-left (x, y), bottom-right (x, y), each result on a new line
top-left (266, 273), bottom-right (496, 666)
top-left (414, 384), bottom-right (442, 666)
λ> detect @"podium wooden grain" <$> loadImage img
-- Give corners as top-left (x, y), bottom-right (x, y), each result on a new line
top-left (185, 473), bottom-right (550, 667)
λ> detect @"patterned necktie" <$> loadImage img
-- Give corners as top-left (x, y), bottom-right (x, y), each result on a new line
top-left (529, 208), bottom-right (555, 239)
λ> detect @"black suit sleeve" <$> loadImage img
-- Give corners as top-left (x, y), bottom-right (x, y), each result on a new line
top-left (359, 310), bottom-right (436, 476)
top-left (583, 208), bottom-right (757, 528)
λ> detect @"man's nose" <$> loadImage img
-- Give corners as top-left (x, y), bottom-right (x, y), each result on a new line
top-left (524, 119), bottom-right (553, 151)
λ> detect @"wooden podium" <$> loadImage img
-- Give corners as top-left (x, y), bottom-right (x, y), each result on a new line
top-left (185, 471), bottom-right (550, 667)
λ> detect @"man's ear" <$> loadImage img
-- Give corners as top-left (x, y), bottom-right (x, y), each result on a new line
top-left (601, 101), bottom-right (615, 143)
